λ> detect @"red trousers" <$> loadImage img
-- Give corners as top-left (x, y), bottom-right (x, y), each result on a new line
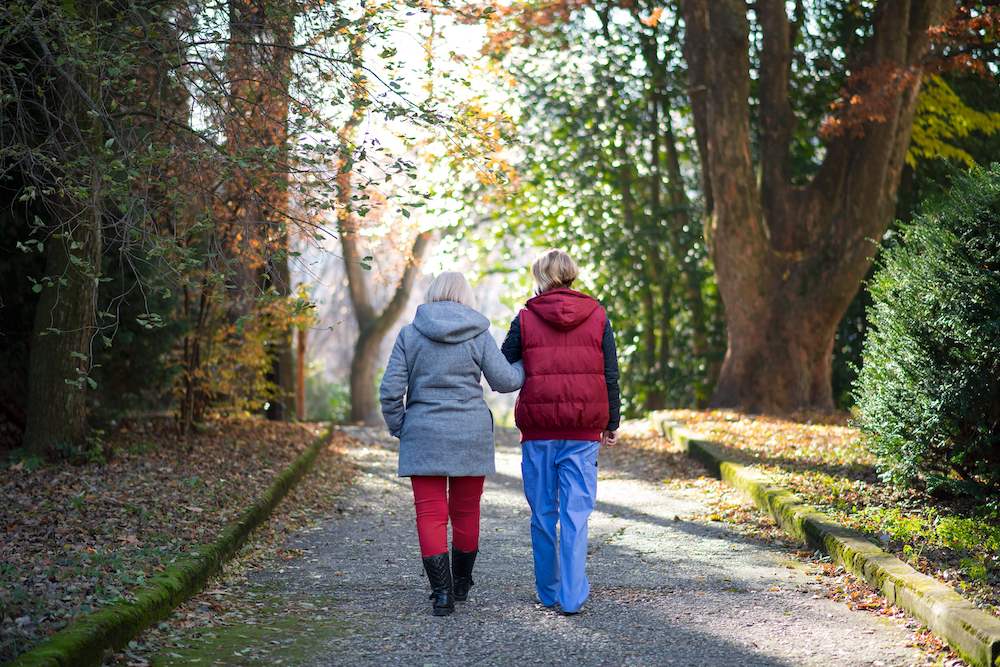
top-left (411, 476), bottom-right (484, 558)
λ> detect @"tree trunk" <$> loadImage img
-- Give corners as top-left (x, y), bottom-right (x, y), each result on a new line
top-left (23, 1), bottom-right (103, 457)
top-left (342, 229), bottom-right (431, 424)
top-left (180, 281), bottom-right (212, 434)
top-left (268, 248), bottom-right (294, 421)
top-left (24, 203), bottom-right (101, 456)
top-left (296, 327), bottom-right (306, 420)
top-left (680, 0), bottom-right (948, 412)
top-left (349, 325), bottom-right (383, 424)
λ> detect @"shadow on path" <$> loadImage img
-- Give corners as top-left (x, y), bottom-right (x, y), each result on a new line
top-left (142, 430), bottom-right (921, 667)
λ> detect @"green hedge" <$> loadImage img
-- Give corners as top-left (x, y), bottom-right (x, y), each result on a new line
top-left (855, 164), bottom-right (1000, 500)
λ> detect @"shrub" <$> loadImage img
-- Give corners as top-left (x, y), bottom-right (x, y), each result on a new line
top-left (855, 163), bottom-right (1000, 500)
top-left (305, 372), bottom-right (351, 422)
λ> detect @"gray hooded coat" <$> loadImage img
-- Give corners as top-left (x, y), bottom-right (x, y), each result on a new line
top-left (379, 300), bottom-right (525, 477)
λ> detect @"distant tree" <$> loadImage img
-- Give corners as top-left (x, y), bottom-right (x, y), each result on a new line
top-left (470, 1), bottom-right (723, 413)
top-left (2, 0), bottom-right (484, 454)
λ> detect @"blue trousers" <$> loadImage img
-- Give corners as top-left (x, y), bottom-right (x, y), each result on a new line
top-left (521, 438), bottom-right (600, 613)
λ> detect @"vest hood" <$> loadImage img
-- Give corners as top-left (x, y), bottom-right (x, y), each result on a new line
top-left (412, 301), bottom-right (490, 344)
top-left (525, 289), bottom-right (601, 332)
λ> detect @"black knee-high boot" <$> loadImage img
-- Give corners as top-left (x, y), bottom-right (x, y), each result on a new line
top-left (422, 552), bottom-right (454, 616)
top-left (452, 547), bottom-right (478, 602)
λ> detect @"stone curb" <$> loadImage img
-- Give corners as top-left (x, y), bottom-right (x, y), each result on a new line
top-left (648, 412), bottom-right (1000, 667)
top-left (10, 427), bottom-right (333, 667)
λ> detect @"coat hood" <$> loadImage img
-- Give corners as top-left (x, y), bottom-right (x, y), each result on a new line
top-left (412, 301), bottom-right (491, 344)
top-left (525, 288), bottom-right (601, 331)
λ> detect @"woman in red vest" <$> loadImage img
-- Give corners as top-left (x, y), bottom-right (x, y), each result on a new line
top-left (501, 248), bottom-right (620, 614)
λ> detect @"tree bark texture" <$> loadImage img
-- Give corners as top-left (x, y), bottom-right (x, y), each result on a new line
top-left (680, 0), bottom-right (948, 412)
top-left (296, 327), bottom-right (306, 420)
top-left (24, 204), bottom-right (101, 456)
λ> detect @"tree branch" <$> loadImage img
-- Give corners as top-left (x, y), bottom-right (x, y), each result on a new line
top-left (371, 231), bottom-right (432, 339)
top-left (756, 0), bottom-right (795, 247)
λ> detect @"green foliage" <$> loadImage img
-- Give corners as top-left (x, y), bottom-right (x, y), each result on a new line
top-left (855, 163), bottom-right (1000, 499)
top-left (909, 75), bottom-right (1000, 168)
top-left (833, 72), bottom-right (1000, 410)
top-left (854, 504), bottom-right (1000, 581)
top-left (479, 3), bottom-right (723, 413)
top-left (304, 372), bottom-right (351, 422)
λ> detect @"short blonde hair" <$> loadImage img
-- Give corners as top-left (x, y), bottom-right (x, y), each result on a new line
top-left (425, 271), bottom-right (476, 309)
top-left (531, 248), bottom-right (578, 294)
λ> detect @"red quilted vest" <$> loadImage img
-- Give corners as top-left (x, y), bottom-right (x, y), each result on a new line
top-left (514, 289), bottom-right (609, 442)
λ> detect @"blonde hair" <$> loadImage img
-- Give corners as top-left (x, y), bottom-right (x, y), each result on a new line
top-left (531, 248), bottom-right (578, 294)
top-left (425, 271), bottom-right (476, 309)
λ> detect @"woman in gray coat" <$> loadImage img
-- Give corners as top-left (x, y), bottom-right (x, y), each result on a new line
top-left (380, 272), bottom-right (524, 616)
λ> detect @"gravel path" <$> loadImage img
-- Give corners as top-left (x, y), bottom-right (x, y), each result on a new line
top-left (235, 427), bottom-right (921, 667)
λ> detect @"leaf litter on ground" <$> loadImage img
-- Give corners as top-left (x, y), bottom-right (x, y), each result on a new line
top-left (598, 419), bottom-right (967, 666)
top-left (0, 417), bottom-right (356, 663)
top-left (100, 426), bottom-right (379, 667)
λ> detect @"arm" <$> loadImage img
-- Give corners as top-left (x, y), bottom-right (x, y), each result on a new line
top-left (481, 333), bottom-right (525, 393)
top-left (603, 319), bottom-right (621, 441)
top-left (378, 332), bottom-right (409, 437)
top-left (500, 314), bottom-right (522, 363)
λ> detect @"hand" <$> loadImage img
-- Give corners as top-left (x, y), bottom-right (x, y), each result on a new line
top-left (601, 430), bottom-right (617, 447)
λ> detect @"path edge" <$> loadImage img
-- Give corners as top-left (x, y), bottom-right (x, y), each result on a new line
top-left (648, 412), bottom-right (1000, 667)
top-left (9, 427), bottom-right (333, 667)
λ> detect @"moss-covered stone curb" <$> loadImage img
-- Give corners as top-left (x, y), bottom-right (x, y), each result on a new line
top-left (9, 427), bottom-right (333, 667)
top-left (648, 412), bottom-right (1000, 667)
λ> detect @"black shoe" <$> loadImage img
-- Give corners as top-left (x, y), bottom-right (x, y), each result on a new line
top-left (451, 547), bottom-right (478, 602)
top-left (422, 552), bottom-right (454, 616)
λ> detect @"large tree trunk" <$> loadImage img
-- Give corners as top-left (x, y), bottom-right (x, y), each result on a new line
top-left (23, 1), bottom-right (103, 456)
top-left (24, 203), bottom-right (101, 456)
top-left (680, 0), bottom-right (948, 412)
